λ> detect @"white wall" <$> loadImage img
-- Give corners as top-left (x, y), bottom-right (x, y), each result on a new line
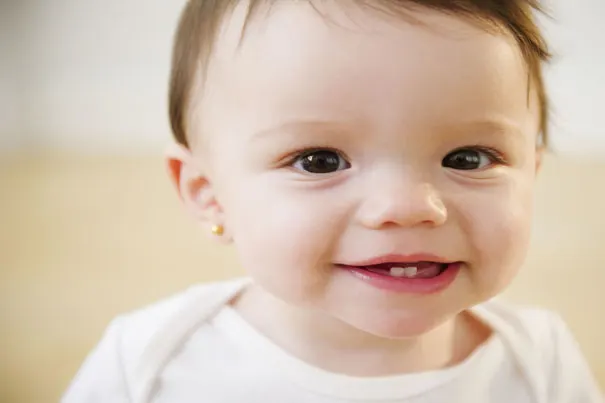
top-left (2, 0), bottom-right (604, 155)
top-left (540, 0), bottom-right (605, 156)
top-left (0, 2), bottom-right (27, 152)
top-left (10, 0), bottom-right (186, 154)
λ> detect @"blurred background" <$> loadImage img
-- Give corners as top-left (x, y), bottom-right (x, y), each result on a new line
top-left (0, 1), bottom-right (604, 402)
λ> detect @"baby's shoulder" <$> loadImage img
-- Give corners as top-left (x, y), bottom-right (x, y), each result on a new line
top-left (475, 298), bottom-right (580, 367)
top-left (474, 299), bottom-right (602, 401)
top-left (475, 299), bottom-right (565, 348)
top-left (118, 280), bottom-right (239, 337)
top-left (62, 278), bottom-right (249, 402)
top-left (113, 278), bottom-right (249, 383)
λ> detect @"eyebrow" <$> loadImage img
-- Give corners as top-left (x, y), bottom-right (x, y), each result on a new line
top-left (251, 120), bottom-right (356, 140)
top-left (250, 116), bottom-right (525, 141)
top-left (453, 118), bottom-right (525, 138)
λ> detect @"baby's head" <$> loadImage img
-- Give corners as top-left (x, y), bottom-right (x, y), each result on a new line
top-left (167, 0), bottom-right (550, 338)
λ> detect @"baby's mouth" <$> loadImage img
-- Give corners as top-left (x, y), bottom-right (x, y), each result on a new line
top-left (340, 262), bottom-right (449, 279)
top-left (337, 258), bottom-right (461, 293)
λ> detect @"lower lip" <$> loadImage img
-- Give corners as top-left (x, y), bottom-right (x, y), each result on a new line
top-left (341, 263), bottom-right (461, 294)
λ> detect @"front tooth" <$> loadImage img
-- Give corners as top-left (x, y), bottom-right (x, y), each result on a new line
top-left (390, 266), bottom-right (407, 277)
top-left (403, 266), bottom-right (418, 277)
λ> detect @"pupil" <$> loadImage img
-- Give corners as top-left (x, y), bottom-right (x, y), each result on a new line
top-left (303, 151), bottom-right (339, 173)
top-left (445, 150), bottom-right (481, 170)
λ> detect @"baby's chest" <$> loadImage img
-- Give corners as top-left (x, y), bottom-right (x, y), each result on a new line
top-left (149, 362), bottom-right (535, 403)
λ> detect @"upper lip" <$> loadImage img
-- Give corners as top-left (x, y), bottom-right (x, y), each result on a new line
top-left (338, 253), bottom-right (453, 267)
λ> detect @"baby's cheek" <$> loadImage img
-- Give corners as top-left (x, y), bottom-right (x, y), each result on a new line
top-left (228, 186), bottom-right (344, 302)
top-left (464, 187), bottom-right (534, 294)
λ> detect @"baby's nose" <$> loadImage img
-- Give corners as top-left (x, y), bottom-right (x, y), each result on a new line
top-left (355, 175), bottom-right (447, 230)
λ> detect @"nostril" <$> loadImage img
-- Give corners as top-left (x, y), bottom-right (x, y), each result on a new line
top-left (355, 179), bottom-right (447, 229)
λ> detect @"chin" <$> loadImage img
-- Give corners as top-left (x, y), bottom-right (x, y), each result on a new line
top-left (339, 309), bottom-right (453, 340)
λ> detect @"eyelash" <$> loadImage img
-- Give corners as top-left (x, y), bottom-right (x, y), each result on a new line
top-left (280, 145), bottom-right (508, 168)
top-left (463, 145), bottom-right (508, 165)
top-left (281, 147), bottom-right (349, 165)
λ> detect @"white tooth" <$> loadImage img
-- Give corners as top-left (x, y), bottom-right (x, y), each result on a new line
top-left (404, 266), bottom-right (418, 277)
top-left (389, 266), bottom-right (407, 277)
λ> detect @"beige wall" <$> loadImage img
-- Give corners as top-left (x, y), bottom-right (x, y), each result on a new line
top-left (0, 152), bottom-right (604, 403)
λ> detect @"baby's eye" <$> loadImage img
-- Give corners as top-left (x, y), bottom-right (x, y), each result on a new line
top-left (291, 149), bottom-right (351, 174)
top-left (442, 147), bottom-right (503, 171)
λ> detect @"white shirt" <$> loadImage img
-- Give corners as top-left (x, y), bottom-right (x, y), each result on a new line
top-left (63, 278), bottom-right (603, 403)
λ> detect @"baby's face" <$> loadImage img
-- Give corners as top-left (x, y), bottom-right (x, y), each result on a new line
top-left (192, 2), bottom-right (540, 337)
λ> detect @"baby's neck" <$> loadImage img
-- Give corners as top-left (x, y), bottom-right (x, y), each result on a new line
top-left (231, 284), bottom-right (491, 377)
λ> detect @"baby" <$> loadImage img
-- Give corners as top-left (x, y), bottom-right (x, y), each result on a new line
top-left (64, 1), bottom-right (603, 402)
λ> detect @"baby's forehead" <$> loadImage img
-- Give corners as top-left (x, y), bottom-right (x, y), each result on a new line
top-left (204, 1), bottom-right (524, 105)
top-left (192, 1), bottom-right (536, 146)
top-left (211, 1), bottom-right (508, 64)
top-left (170, 1), bottom-right (547, 149)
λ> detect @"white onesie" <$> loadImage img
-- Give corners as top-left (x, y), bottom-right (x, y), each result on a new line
top-left (63, 278), bottom-right (604, 403)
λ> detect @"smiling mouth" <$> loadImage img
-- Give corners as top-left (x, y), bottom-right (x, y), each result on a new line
top-left (339, 261), bottom-right (449, 279)
top-left (363, 261), bottom-right (448, 279)
top-left (336, 253), bottom-right (461, 293)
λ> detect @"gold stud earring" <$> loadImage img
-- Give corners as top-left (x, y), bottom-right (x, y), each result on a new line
top-left (211, 224), bottom-right (224, 236)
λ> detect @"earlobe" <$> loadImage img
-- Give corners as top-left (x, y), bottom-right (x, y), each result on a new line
top-left (165, 143), bottom-right (229, 241)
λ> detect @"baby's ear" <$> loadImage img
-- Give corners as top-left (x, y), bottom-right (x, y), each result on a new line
top-left (165, 143), bottom-right (229, 241)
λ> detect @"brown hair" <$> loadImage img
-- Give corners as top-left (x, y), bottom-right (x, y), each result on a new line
top-left (169, 0), bottom-right (551, 148)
